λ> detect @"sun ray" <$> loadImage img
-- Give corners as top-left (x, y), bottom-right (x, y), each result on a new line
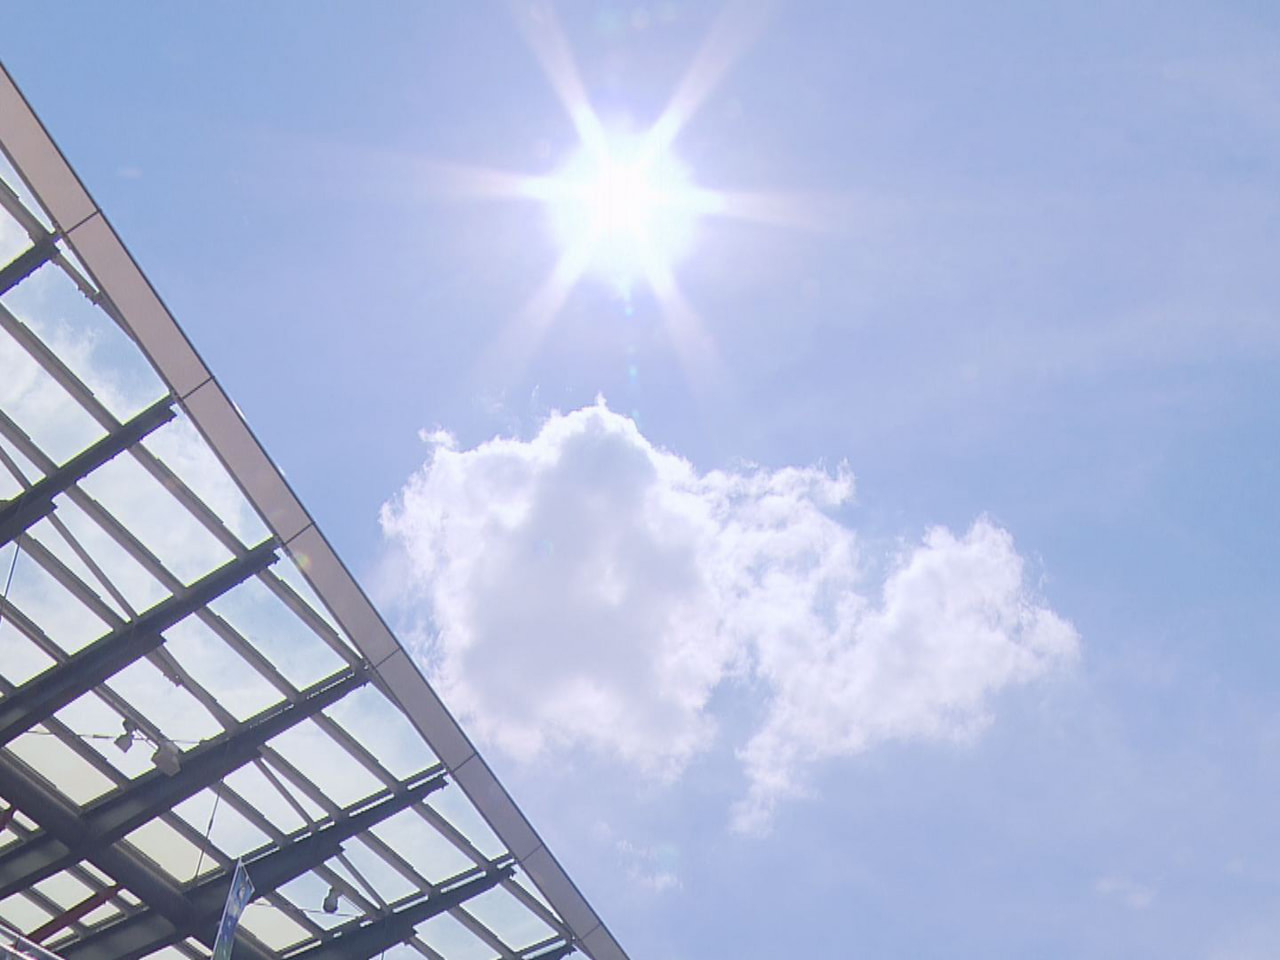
top-left (522, 242), bottom-right (594, 326)
top-left (480, 242), bottom-right (594, 381)
top-left (645, 258), bottom-right (725, 389)
top-left (689, 186), bottom-right (839, 231)
top-left (515, 2), bottom-right (609, 159)
top-left (644, 0), bottom-right (775, 162)
top-left (408, 159), bottom-right (564, 202)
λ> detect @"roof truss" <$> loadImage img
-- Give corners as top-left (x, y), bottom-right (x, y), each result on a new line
top-left (0, 62), bottom-right (626, 960)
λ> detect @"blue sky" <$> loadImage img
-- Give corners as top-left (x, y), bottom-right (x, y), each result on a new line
top-left (5, 3), bottom-right (1280, 957)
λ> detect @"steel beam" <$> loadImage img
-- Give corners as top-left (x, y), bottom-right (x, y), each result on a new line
top-left (0, 395), bottom-right (176, 546)
top-left (0, 539), bottom-right (276, 746)
top-left (57, 769), bottom-right (448, 960)
top-left (0, 231), bottom-right (58, 296)
top-left (0, 666), bottom-right (367, 900)
top-left (287, 864), bottom-right (515, 960)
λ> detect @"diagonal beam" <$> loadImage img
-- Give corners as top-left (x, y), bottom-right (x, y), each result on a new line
top-left (0, 230), bottom-right (58, 296)
top-left (26, 883), bottom-right (121, 945)
top-left (0, 395), bottom-right (176, 546)
top-left (529, 945), bottom-right (577, 960)
top-left (0, 539), bottom-right (276, 746)
top-left (288, 864), bottom-right (516, 960)
top-left (0, 666), bottom-right (367, 901)
top-left (57, 769), bottom-right (449, 960)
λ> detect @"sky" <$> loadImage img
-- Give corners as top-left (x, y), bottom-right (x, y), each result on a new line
top-left (4, 2), bottom-right (1280, 957)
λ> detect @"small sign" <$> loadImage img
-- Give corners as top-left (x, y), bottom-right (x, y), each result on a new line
top-left (212, 859), bottom-right (255, 960)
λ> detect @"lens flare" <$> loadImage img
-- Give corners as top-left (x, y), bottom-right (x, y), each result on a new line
top-left (546, 134), bottom-right (699, 292)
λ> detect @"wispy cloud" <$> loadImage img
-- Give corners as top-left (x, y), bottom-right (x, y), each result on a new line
top-left (614, 838), bottom-right (682, 893)
top-left (1094, 875), bottom-right (1157, 910)
top-left (381, 401), bottom-right (1078, 830)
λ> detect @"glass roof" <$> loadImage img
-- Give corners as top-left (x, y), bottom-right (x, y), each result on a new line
top-left (0, 64), bottom-right (625, 960)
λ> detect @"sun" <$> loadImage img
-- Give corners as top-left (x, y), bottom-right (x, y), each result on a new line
top-left (545, 133), bottom-right (701, 293)
top-left (423, 2), bottom-right (805, 374)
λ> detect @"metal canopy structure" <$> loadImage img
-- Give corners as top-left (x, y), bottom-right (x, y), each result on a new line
top-left (0, 64), bottom-right (628, 960)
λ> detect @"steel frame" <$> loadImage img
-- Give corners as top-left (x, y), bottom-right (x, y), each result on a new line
top-left (0, 61), bottom-right (615, 960)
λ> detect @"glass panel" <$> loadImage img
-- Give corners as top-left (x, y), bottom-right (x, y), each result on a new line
top-left (463, 884), bottom-right (558, 951)
top-left (222, 762), bottom-right (310, 836)
top-left (268, 718), bottom-right (384, 810)
top-left (173, 787), bottom-right (272, 863)
top-left (143, 944), bottom-right (203, 960)
top-left (0, 149), bottom-right (54, 233)
top-left (0, 617), bottom-right (57, 688)
top-left (370, 809), bottom-right (473, 886)
top-left (107, 657), bottom-right (223, 746)
top-left (5, 727), bottom-right (114, 805)
top-left (0, 311), bottom-right (103, 464)
top-left (36, 495), bottom-right (168, 616)
top-left (77, 900), bottom-right (123, 928)
top-left (427, 780), bottom-right (506, 861)
top-left (123, 819), bottom-right (213, 883)
top-left (275, 871), bottom-right (344, 932)
top-left (208, 576), bottom-right (345, 690)
top-left (269, 556), bottom-right (353, 651)
top-left (0, 437), bottom-right (37, 499)
top-left (24, 516), bottom-right (130, 624)
top-left (416, 910), bottom-right (494, 960)
top-left (78, 452), bottom-right (233, 587)
top-left (30, 870), bottom-right (91, 911)
top-left (143, 410), bottom-right (269, 549)
top-left (52, 692), bottom-right (149, 781)
top-left (0, 893), bottom-right (52, 938)
top-left (2, 258), bottom-right (165, 423)
top-left (3, 540), bottom-right (114, 654)
top-left (326, 686), bottom-right (438, 780)
top-left (162, 616), bottom-right (281, 723)
top-left (510, 870), bottom-right (556, 915)
top-left (338, 837), bottom-right (418, 903)
top-left (236, 901), bottom-right (312, 952)
top-left (0, 199), bottom-right (26, 264)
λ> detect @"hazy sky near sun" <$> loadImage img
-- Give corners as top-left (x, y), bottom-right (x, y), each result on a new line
top-left (4, 3), bottom-right (1280, 957)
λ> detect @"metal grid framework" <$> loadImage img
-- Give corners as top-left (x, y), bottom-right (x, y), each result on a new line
top-left (0, 64), bottom-right (628, 960)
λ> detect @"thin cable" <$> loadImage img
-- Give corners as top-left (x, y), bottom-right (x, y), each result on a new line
top-left (18, 728), bottom-right (202, 746)
top-left (0, 542), bottom-right (20, 631)
top-left (192, 783), bottom-right (222, 881)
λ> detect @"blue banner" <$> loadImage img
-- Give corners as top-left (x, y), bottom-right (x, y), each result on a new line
top-left (212, 859), bottom-right (255, 960)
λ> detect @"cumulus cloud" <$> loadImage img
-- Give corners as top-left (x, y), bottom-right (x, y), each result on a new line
top-left (380, 401), bottom-right (1079, 830)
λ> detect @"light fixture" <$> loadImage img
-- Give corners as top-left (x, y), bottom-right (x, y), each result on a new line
top-left (151, 739), bottom-right (181, 776)
top-left (321, 886), bottom-right (340, 914)
top-left (114, 718), bottom-right (138, 754)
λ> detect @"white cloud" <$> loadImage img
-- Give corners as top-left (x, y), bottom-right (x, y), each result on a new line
top-left (380, 401), bottom-right (1079, 830)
